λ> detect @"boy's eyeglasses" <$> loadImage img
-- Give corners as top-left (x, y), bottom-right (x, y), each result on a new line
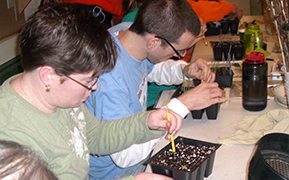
top-left (155, 35), bottom-right (187, 59)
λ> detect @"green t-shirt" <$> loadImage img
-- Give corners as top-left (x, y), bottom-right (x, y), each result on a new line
top-left (121, 6), bottom-right (139, 23)
top-left (0, 74), bottom-right (165, 180)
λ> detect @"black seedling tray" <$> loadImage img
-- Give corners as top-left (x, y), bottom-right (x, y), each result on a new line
top-left (147, 136), bottom-right (221, 180)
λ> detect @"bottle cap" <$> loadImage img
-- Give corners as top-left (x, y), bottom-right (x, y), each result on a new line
top-left (246, 23), bottom-right (260, 30)
top-left (245, 51), bottom-right (265, 64)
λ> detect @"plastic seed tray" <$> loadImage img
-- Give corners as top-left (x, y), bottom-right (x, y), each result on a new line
top-left (147, 136), bottom-right (221, 180)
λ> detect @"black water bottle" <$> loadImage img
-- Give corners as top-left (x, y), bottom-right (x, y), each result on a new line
top-left (242, 51), bottom-right (267, 111)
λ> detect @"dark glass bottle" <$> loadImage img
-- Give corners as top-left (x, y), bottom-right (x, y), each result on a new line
top-left (242, 51), bottom-right (267, 111)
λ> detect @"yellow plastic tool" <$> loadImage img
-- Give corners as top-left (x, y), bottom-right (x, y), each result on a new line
top-left (166, 107), bottom-right (176, 155)
top-left (203, 35), bottom-right (208, 46)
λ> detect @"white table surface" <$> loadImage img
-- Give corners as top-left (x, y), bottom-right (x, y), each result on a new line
top-left (146, 15), bottom-right (288, 179)
top-left (146, 98), bottom-right (287, 180)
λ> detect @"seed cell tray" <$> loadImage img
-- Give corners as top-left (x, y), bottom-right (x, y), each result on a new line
top-left (147, 136), bottom-right (221, 180)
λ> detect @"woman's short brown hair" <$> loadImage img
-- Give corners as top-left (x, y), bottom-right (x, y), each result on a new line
top-left (20, 3), bottom-right (117, 78)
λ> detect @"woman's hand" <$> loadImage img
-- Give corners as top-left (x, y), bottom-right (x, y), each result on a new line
top-left (134, 172), bottom-right (173, 180)
top-left (146, 108), bottom-right (182, 139)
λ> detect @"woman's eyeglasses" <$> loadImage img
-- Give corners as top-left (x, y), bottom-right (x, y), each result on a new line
top-left (65, 76), bottom-right (98, 91)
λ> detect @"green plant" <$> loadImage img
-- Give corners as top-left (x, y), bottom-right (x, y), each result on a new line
top-left (182, 70), bottom-right (192, 92)
top-left (216, 33), bottom-right (230, 47)
top-left (211, 61), bottom-right (221, 74)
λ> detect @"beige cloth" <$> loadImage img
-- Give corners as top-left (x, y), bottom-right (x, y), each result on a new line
top-left (218, 109), bottom-right (289, 145)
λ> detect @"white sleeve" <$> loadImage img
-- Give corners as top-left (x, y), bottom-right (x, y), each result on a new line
top-left (148, 60), bottom-right (187, 85)
top-left (166, 98), bottom-right (190, 118)
top-left (110, 138), bottom-right (161, 168)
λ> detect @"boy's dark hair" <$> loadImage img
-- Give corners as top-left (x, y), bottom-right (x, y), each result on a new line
top-left (20, 3), bottom-right (117, 78)
top-left (130, 0), bottom-right (200, 45)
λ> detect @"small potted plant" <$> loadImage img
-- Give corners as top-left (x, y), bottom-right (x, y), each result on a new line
top-left (211, 41), bottom-right (223, 61)
top-left (222, 41), bottom-right (235, 61)
top-left (193, 64), bottom-right (233, 120)
top-left (192, 78), bottom-right (221, 120)
top-left (205, 22), bottom-right (221, 36)
top-left (221, 19), bottom-right (230, 34)
top-left (178, 66), bottom-right (233, 120)
top-left (234, 41), bottom-right (244, 60)
top-left (230, 18), bottom-right (240, 35)
top-left (212, 41), bottom-right (244, 61)
top-left (213, 65), bottom-right (234, 88)
top-left (207, 65), bottom-right (233, 119)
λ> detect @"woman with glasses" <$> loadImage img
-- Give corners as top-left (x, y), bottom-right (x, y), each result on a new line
top-left (85, 0), bottom-right (228, 179)
top-left (0, 3), bottom-right (183, 180)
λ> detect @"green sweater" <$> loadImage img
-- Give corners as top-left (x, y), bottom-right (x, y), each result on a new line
top-left (0, 75), bottom-right (165, 180)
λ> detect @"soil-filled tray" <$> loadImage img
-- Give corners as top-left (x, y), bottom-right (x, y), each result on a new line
top-left (147, 136), bottom-right (221, 180)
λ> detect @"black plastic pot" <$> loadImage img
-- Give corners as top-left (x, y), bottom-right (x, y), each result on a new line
top-left (248, 133), bottom-right (289, 180)
top-left (147, 136), bottom-right (221, 180)
top-left (191, 71), bottom-right (233, 120)
top-left (206, 103), bottom-right (221, 120)
top-left (230, 18), bottom-right (239, 35)
top-left (221, 20), bottom-right (230, 34)
top-left (174, 68), bottom-right (233, 120)
top-left (206, 67), bottom-right (233, 120)
top-left (223, 42), bottom-right (235, 61)
top-left (205, 22), bottom-right (221, 36)
top-left (211, 41), bottom-right (244, 61)
top-left (214, 67), bottom-right (234, 88)
top-left (204, 67), bottom-right (233, 119)
top-left (234, 41), bottom-right (244, 60)
top-left (191, 109), bottom-right (205, 119)
top-left (190, 80), bottom-right (206, 119)
top-left (212, 42), bottom-right (223, 61)
top-left (205, 27), bottom-right (221, 36)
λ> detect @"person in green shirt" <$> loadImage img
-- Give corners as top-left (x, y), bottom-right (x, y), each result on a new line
top-left (0, 3), bottom-right (183, 180)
